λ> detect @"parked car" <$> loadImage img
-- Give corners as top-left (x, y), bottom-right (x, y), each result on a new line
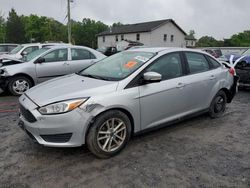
top-left (0, 42), bottom-right (68, 60)
top-left (0, 45), bottom-right (106, 95)
top-left (0, 43), bottom-right (18, 55)
top-left (218, 49), bottom-right (250, 87)
top-left (202, 48), bottom-right (222, 58)
top-left (97, 46), bottom-right (118, 56)
top-left (18, 47), bottom-right (238, 158)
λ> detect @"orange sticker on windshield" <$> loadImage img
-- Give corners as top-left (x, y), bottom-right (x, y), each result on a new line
top-left (124, 61), bottom-right (137, 68)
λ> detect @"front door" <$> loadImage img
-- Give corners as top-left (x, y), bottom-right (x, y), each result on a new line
top-left (139, 52), bottom-right (188, 130)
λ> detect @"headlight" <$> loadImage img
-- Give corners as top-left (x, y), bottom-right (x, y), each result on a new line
top-left (38, 98), bottom-right (88, 115)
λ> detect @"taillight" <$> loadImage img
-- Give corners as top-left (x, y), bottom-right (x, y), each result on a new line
top-left (229, 67), bottom-right (235, 76)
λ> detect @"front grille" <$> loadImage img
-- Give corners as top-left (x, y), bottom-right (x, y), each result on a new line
top-left (20, 105), bottom-right (37, 123)
top-left (40, 133), bottom-right (72, 143)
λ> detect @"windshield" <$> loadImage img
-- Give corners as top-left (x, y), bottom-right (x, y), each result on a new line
top-left (9, 45), bottom-right (23, 54)
top-left (21, 48), bottom-right (50, 62)
top-left (242, 49), bottom-right (250, 56)
top-left (80, 51), bottom-right (156, 81)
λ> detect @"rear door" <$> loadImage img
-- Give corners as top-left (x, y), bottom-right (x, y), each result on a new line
top-left (69, 48), bottom-right (96, 73)
top-left (182, 52), bottom-right (220, 112)
top-left (35, 48), bottom-right (70, 83)
top-left (139, 52), bottom-right (188, 130)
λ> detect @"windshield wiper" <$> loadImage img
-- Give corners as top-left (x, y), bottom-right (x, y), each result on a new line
top-left (80, 73), bottom-right (112, 81)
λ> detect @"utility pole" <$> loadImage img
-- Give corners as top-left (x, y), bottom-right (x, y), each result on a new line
top-left (67, 0), bottom-right (72, 44)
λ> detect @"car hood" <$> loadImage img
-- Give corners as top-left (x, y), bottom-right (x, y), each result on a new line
top-left (25, 74), bottom-right (119, 106)
top-left (0, 57), bottom-right (24, 67)
top-left (0, 54), bottom-right (18, 60)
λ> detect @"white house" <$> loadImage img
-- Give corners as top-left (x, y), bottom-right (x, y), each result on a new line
top-left (97, 19), bottom-right (187, 49)
top-left (185, 36), bottom-right (197, 48)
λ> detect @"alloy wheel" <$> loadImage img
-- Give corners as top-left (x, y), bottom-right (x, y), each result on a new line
top-left (12, 79), bottom-right (30, 94)
top-left (97, 118), bottom-right (127, 152)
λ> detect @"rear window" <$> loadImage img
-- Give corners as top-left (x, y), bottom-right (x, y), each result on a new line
top-left (71, 48), bottom-right (96, 60)
top-left (207, 56), bottom-right (221, 68)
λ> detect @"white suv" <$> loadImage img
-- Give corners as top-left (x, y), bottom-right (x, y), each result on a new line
top-left (0, 43), bottom-right (67, 60)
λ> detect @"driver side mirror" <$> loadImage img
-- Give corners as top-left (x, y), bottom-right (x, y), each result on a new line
top-left (143, 72), bottom-right (162, 83)
top-left (34, 57), bottom-right (45, 64)
top-left (21, 51), bottom-right (28, 56)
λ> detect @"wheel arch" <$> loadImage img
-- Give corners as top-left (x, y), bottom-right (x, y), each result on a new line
top-left (11, 73), bottom-right (35, 87)
top-left (85, 107), bottom-right (135, 143)
top-left (220, 88), bottom-right (231, 103)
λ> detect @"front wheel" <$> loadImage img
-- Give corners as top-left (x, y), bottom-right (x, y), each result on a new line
top-left (86, 110), bottom-right (132, 158)
top-left (209, 90), bottom-right (227, 118)
top-left (8, 76), bottom-right (33, 96)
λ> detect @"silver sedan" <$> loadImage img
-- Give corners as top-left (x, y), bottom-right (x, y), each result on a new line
top-left (0, 45), bottom-right (106, 95)
top-left (18, 48), bottom-right (238, 158)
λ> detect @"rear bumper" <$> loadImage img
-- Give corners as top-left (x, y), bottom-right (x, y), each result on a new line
top-left (239, 82), bottom-right (250, 87)
top-left (227, 75), bottom-right (239, 103)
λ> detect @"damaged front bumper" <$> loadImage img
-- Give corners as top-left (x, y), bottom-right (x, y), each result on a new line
top-left (18, 94), bottom-right (94, 147)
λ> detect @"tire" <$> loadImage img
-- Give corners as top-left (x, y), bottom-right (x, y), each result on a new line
top-left (86, 110), bottom-right (132, 159)
top-left (209, 90), bottom-right (227, 118)
top-left (8, 76), bottom-right (33, 96)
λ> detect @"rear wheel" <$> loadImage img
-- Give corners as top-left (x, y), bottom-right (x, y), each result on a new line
top-left (8, 76), bottom-right (32, 96)
top-left (209, 90), bottom-right (227, 118)
top-left (86, 110), bottom-right (131, 158)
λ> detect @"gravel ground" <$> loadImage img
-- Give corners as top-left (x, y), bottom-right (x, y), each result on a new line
top-left (0, 91), bottom-right (250, 188)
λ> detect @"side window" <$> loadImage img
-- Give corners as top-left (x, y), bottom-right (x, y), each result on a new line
top-left (23, 46), bottom-right (39, 54)
top-left (207, 56), bottom-right (221, 68)
top-left (71, 48), bottom-right (95, 60)
top-left (42, 49), bottom-right (68, 63)
top-left (185, 52), bottom-right (209, 74)
top-left (146, 52), bottom-right (183, 80)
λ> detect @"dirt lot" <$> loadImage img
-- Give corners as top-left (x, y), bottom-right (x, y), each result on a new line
top-left (0, 91), bottom-right (250, 188)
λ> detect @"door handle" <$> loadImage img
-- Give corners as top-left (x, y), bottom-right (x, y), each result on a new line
top-left (63, 62), bottom-right (69, 66)
top-left (176, 82), bottom-right (186, 88)
top-left (209, 75), bottom-right (216, 80)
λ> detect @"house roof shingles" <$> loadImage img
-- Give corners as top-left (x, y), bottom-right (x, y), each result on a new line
top-left (97, 19), bottom-right (187, 36)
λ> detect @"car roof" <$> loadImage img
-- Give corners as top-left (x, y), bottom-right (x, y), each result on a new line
top-left (20, 43), bottom-right (41, 47)
top-left (127, 47), bottom-right (205, 54)
top-left (127, 47), bottom-right (173, 53)
top-left (44, 45), bottom-right (92, 50)
top-left (0, 43), bottom-right (18, 46)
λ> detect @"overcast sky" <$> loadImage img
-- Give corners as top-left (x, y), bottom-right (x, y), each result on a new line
top-left (1, 0), bottom-right (250, 40)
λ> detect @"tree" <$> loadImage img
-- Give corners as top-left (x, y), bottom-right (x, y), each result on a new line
top-left (229, 30), bottom-right (250, 47)
top-left (0, 12), bottom-right (6, 42)
top-left (112, 22), bottom-right (123, 27)
top-left (6, 8), bottom-right (25, 43)
top-left (188, 30), bottom-right (195, 38)
top-left (196, 36), bottom-right (219, 47)
top-left (72, 18), bottom-right (108, 48)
